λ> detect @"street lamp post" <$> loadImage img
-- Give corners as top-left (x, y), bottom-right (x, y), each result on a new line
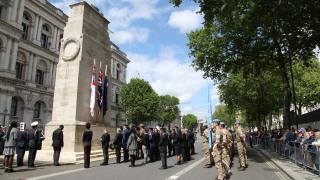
top-left (2, 108), bottom-right (8, 127)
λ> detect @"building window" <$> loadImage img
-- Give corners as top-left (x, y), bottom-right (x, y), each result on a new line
top-left (22, 13), bottom-right (31, 40)
top-left (40, 24), bottom-right (50, 49)
top-left (35, 69), bottom-right (44, 85)
top-left (58, 34), bottom-right (63, 51)
top-left (116, 63), bottom-right (121, 80)
top-left (115, 93), bottom-right (119, 105)
top-left (16, 62), bottom-right (23, 79)
top-left (10, 97), bottom-right (18, 116)
top-left (33, 102), bottom-right (41, 118)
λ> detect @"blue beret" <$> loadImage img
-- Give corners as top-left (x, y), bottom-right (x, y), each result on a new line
top-left (212, 119), bottom-right (220, 123)
top-left (234, 120), bottom-right (240, 125)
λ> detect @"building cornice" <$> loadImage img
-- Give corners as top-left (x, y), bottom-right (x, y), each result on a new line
top-left (0, 20), bottom-right (22, 40)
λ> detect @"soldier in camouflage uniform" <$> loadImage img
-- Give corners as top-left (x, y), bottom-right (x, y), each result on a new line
top-left (235, 120), bottom-right (248, 171)
top-left (212, 119), bottom-right (228, 180)
top-left (220, 122), bottom-right (232, 177)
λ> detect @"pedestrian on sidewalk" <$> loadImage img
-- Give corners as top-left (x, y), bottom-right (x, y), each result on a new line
top-left (159, 127), bottom-right (168, 169)
top-left (16, 123), bottom-right (28, 167)
top-left (127, 126), bottom-right (138, 167)
top-left (113, 128), bottom-right (123, 164)
top-left (0, 125), bottom-right (5, 156)
top-left (100, 128), bottom-right (110, 165)
top-left (140, 124), bottom-right (149, 163)
top-left (82, 122), bottom-right (92, 168)
top-left (3, 121), bottom-right (18, 173)
top-left (52, 125), bottom-right (64, 166)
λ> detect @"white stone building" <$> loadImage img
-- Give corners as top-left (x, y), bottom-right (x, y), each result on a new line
top-left (0, 0), bottom-right (128, 129)
top-left (0, 0), bottom-right (67, 128)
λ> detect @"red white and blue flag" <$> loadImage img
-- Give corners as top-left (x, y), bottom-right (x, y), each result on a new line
top-left (103, 64), bottom-right (108, 116)
top-left (97, 62), bottom-right (103, 115)
top-left (90, 59), bottom-right (96, 117)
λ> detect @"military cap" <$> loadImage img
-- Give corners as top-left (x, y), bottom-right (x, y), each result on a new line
top-left (212, 119), bottom-right (220, 123)
top-left (220, 122), bottom-right (225, 125)
top-left (31, 121), bottom-right (39, 127)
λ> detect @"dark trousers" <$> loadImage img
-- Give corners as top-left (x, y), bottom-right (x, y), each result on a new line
top-left (53, 146), bottom-right (61, 165)
top-left (28, 147), bottom-right (37, 167)
top-left (160, 150), bottom-right (167, 168)
top-left (83, 142), bottom-right (91, 168)
top-left (115, 146), bottom-right (121, 163)
top-left (123, 147), bottom-right (129, 162)
top-left (130, 155), bottom-right (135, 166)
top-left (17, 146), bottom-right (26, 166)
top-left (168, 144), bottom-right (173, 157)
top-left (149, 145), bottom-right (156, 162)
top-left (102, 144), bottom-right (109, 164)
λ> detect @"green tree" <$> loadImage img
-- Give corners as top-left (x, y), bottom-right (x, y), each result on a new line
top-left (170, 0), bottom-right (320, 127)
top-left (120, 78), bottom-right (159, 124)
top-left (218, 70), bottom-right (283, 128)
top-left (293, 59), bottom-right (320, 115)
top-left (212, 104), bottom-right (235, 127)
top-left (182, 114), bottom-right (198, 130)
top-left (157, 95), bottom-right (180, 127)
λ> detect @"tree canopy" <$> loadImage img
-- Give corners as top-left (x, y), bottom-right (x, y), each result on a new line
top-left (170, 0), bottom-right (320, 127)
top-left (120, 78), bottom-right (160, 124)
top-left (212, 104), bottom-right (235, 127)
top-left (157, 95), bottom-right (180, 126)
top-left (182, 114), bottom-right (198, 130)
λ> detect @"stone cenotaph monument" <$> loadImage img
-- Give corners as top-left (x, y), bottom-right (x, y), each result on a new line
top-left (39, 1), bottom-right (115, 163)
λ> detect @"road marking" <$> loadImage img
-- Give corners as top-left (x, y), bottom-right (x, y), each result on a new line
top-left (166, 157), bottom-right (205, 180)
top-left (27, 168), bottom-right (86, 180)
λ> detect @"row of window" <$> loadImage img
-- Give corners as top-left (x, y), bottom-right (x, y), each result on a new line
top-left (15, 62), bottom-right (45, 85)
top-left (11, 97), bottom-right (42, 119)
top-left (22, 12), bottom-right (63, 50)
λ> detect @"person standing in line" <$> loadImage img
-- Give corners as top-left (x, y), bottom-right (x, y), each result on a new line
top-left (167, 129), bottom-right (173, 157)
top-left (127, 126), bottom-right (138, 167)
top-left (122, 124), bottom-right (130, 162)
top-left (3, 121), bottom-right (18, 173)
top-left (174, 127), bottom-right (183, 165)
top-left (235, 120), bottom-right (248, 171)
top-left (100, 128), bottom-right (110, 165)
top-left (16, 124), bottom-right (28, 167)
top-left (159, 127), bottom-right (168, 169)
top-left (140, 124), bottom-right (149, 163)
top-left (171, 129), bottom-right (176, 156)
top-left (82, 122), bottom-right (92, 168)
top-left (113, 128), bottom-right (123, 164)
top-left (28, 121), bottom-right (45, 168)
top-left (52, 125), bottom-right (64, 166)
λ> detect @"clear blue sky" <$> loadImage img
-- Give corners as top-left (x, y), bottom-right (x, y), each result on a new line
top-left (50, 0), bottom-right (220, 120)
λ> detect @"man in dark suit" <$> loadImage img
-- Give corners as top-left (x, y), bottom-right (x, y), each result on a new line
top-left (17, 127), bottom-right (28, 166)
top-left (28, 121), bottom-right (45, 167)
top-left (113, 128), bottom-right (123, 163)
top-left (100, 128), bottom-right (110, 165)
top-left (52, 125), bottom-right (64, 166)
top-left (82, 122), bottom-right (92, 168)
top-left (159, 127), bottom-right (168, 169)
top-left (122, 125), bottom-right (130, 162)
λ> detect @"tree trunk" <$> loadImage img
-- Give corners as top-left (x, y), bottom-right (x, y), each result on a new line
top-left (277, 59), bottom-right (292, 129)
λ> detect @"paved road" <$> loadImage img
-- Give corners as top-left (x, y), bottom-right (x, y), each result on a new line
top-left (1, 142), bottom-right (291, 180)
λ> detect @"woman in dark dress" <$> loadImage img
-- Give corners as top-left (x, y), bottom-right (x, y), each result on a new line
top-left (174, 127), bottom-right (183, 165)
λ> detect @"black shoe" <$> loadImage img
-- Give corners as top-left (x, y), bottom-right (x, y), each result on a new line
top-left (7, 169), bottom-right (15, 173)
top-left (159, 167), bottom-right (167, 170)
top-left (54, 164), bottom-right (61, 166)
top-left (100, 163), bottom-right (107, 166)
top-left (4, 168), bottom-right (8, 173)
top-left (238, 166), bottom-right (245, 171)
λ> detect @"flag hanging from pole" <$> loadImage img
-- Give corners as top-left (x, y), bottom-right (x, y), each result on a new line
top-left (97, 62), bottom-right (103, 115)
top-left (103, 64), bottom-right (109, 116)
top-left (90, 59), bottom-right (96, 117)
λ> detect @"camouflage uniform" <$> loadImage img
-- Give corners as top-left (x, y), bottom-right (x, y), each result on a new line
top-left (236, 127), bottom-right (247, 168)
top-left (202, 128), bottom-right (213, 166)
top-left (212, 128), bottom-right (227, 180)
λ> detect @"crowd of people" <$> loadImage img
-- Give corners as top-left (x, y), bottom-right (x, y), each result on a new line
top-left (101, 123), bottom-right (196, 169)
top-left (0, 121), bottom-right (45, 173)
top-left (248, 126), bottom-right (320, 171)
top-left (0, 121), bottom-right (197, 173)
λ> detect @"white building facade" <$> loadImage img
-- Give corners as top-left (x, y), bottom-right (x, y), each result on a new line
top-left (0, 0), bottom-right (128, 129)
top-left (0, 0), bottom-right (67, 128)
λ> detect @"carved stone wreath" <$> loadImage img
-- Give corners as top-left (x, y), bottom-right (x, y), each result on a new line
top-left (61, 38), bottom-right (80, 61)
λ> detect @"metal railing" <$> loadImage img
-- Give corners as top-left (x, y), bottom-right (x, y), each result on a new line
top-left (258, 139), bottom-right (320, 176)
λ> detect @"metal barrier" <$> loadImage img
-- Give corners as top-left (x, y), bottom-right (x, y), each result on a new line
top-left (260, 139), bottom-right (320, 176)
